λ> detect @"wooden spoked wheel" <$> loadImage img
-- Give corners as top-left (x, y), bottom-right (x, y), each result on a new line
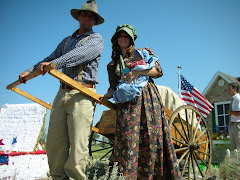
top-left (88, 124), bottom-right (114, 160)
top-left (169, 105), bottom-right (212, 180)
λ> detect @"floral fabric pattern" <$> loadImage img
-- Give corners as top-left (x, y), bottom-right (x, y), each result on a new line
top-left (108, 59), bottom-right (180, 179)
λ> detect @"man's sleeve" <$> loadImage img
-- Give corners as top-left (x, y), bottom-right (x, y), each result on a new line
top-left (26, 37), bottom-right (68, 73)
top-left (51, 33), bottom-right (103, 69)
top-left (233, 97), bottom-right (240, 111)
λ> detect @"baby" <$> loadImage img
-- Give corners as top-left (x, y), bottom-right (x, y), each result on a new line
top-left (120, 52), bottom-right (147, 82)
top-left (113, 48), bottom-right (158, 103)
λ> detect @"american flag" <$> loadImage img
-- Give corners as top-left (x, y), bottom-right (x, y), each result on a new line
top-left (180, 75), bottom-right (213, 119)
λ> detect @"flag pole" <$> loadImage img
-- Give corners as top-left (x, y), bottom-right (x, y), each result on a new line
top-left (177, 66), bottom-right (182, 98)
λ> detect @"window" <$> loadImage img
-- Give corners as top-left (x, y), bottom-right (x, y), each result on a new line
top-left (214, 102), bottom-right (230, 132)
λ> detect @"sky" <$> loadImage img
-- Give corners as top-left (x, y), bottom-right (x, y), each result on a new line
top-left (1, 0), bottom-right (240, 130)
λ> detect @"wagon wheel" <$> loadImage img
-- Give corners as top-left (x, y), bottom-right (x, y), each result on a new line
top-left (88, 123), bottom-right (114, 160)
top-left (169, 105), bottom-right (212, 180)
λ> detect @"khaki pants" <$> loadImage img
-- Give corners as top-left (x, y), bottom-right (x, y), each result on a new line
top-left (229, 122), bottom-right (240, 150)
top-left (46, 88), bottom-right (96, 180)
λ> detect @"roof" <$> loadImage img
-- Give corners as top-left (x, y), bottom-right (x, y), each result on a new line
top-left (202, 71), bottom-right (240, 96)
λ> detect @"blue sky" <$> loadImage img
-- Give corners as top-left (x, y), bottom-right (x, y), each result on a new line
top-left (1, 0), bottom-right (240, 129)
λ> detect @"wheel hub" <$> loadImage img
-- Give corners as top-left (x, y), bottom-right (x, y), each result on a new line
top-left (189, 142), bottom-right (199, 152)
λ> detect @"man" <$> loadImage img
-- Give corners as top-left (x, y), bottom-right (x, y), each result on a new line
top-left (18, 1), bottom-right (104, 179)
top-left (228, 82), bottom-right (240, 150)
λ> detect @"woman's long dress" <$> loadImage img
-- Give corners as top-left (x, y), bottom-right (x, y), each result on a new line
top-left (108, 58), bottom-right (180, 180)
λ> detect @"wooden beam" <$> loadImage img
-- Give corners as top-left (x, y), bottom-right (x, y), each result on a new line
top-left (92, 126), bottom-right (100, 133)
top-left (6, 63), bottom-right (56, 90)
top-left (48, 69), bottom-right (116, 110)
top-left (6, 63), bottom-right (116, 134)
top-left (11, 87), bottom-right (52, 110)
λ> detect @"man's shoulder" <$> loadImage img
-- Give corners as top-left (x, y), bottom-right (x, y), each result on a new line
top-left (61, 36), bottom-right (72, 43)
top-left (89, 32), bottom-right (103, 39)
top-left (233, 93), bottom-right (240, 103)
top-left (235, 93), bottom-right (240, 99)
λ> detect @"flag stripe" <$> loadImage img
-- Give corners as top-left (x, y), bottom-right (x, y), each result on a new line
top-left (190, 91), bottom-right (212, 112)
top-left (194, 89), bottom-right (213, 107)
top-left (181, 99), bottom-right (208, 118)
top-left (180, 75), bottom-right (213, 119)
top-left (181, 91), bottom-right (210, 115)
top-left (181, 96), bottom-right (209, 117)
top-left (192, 89), bottom-right (213, 109)
top-left (181, 92), bottom-right (211, 115)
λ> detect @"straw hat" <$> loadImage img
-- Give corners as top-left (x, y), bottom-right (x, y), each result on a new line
top-left (71, 0), bottom-right (104, 25)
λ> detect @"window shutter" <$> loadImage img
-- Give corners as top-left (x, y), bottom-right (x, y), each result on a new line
top-left (212, 103), bottom-right (216, 133)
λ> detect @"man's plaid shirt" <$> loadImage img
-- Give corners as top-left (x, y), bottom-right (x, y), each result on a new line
top-left (26, 29), bottom-right (103, 84)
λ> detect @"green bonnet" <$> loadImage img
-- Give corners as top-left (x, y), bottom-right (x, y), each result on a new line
top-left (111, 24), bottom-right (137, 43)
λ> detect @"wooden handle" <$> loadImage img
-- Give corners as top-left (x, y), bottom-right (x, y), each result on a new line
top-left (100, 97), bottom-right (116, 110)
top-left (11, 87), bottom-right (52, 110)
top-left (48, 69), bottom-right (116, 110)
top-left (6, 63), bottom-right (56, 90)
top-left (7, 62), bottom-right (116, 111)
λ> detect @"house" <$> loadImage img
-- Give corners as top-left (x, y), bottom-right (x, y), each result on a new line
top-left (203, 71), bottom-right (240, 135)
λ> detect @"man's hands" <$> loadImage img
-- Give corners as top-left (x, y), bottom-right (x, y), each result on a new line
top-left (38, 62), bottom-right (51, 75)
top-left (18, 71), bottom-right (29, 83)
top-left (18, 62), bottom-right (50, 83)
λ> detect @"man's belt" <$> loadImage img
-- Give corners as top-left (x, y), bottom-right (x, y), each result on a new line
top-left (60, 83), bottom-right (94, 89)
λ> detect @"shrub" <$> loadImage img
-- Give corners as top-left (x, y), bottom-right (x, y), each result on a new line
top-left (207, 148), bottom-right (240, 180)
top-left (86, 158), bottom-right (126, 180)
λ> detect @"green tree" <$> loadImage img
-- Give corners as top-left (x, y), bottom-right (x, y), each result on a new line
top-left (39, 126), bottom-right (47, 149)
top-left (92, 132), bottom-right (100, 145)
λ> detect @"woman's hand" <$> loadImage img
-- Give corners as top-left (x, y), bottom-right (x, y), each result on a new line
top-left (98, 95), bottom-right (105, 104)
top-left (126, 71), bottom-right (140, 84)
top-left (125, 68), bottom-right (161, 84)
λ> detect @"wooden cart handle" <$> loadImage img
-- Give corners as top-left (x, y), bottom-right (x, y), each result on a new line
top-left (48, 68), bottom-right (116, 110)
top-left (6, 63), bottom-right (116, 110)
top-left (6, 63), bottom-right (56, 90)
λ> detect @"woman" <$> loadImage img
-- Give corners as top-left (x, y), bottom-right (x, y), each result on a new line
top-left (113, 48), bottom-right (158, 103)
top-left (103, 24), bottom-right (180, 179)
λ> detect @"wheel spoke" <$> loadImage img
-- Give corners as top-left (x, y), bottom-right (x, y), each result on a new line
top-left (191, 153), bottom-right (196, 180)
top-left (175, 147), bottom-right (189, 153)
top-left (178, 149), bottom-right (189, 164)
top-left (92, 146), bottom-right (112, 153)
top-left (172, 137), bottom-right (188, 146)
top-left (192, 117), bottom-right (201, 141)
top-left (181, 152), bottom-right (190, 178)
top-left (185, 109), bottom-right (192, 141)
top-left (100, 149), bottom-right (113, 160)
top-left (172, 122), bottom-right (188, 143)
top-left (188, 154), bottom-right (191, 180)
top-left (178, 113), bottom-right (189, 142)
top-left (191, 110), bottom-right (195, 142)
top-left (198, 140), bottom-right (210, 145)
top-left (197, 149), bottom-right (210, 157)
top-left (194, 128), bottom-right (208, 143)
top-left (194, 151), bottom-right (209, 168)
top-left (193, 152), bottom-right (204, 178)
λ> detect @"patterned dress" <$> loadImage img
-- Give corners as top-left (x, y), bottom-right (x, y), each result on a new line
top-left (108, 55), bottom-right (180, 180)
